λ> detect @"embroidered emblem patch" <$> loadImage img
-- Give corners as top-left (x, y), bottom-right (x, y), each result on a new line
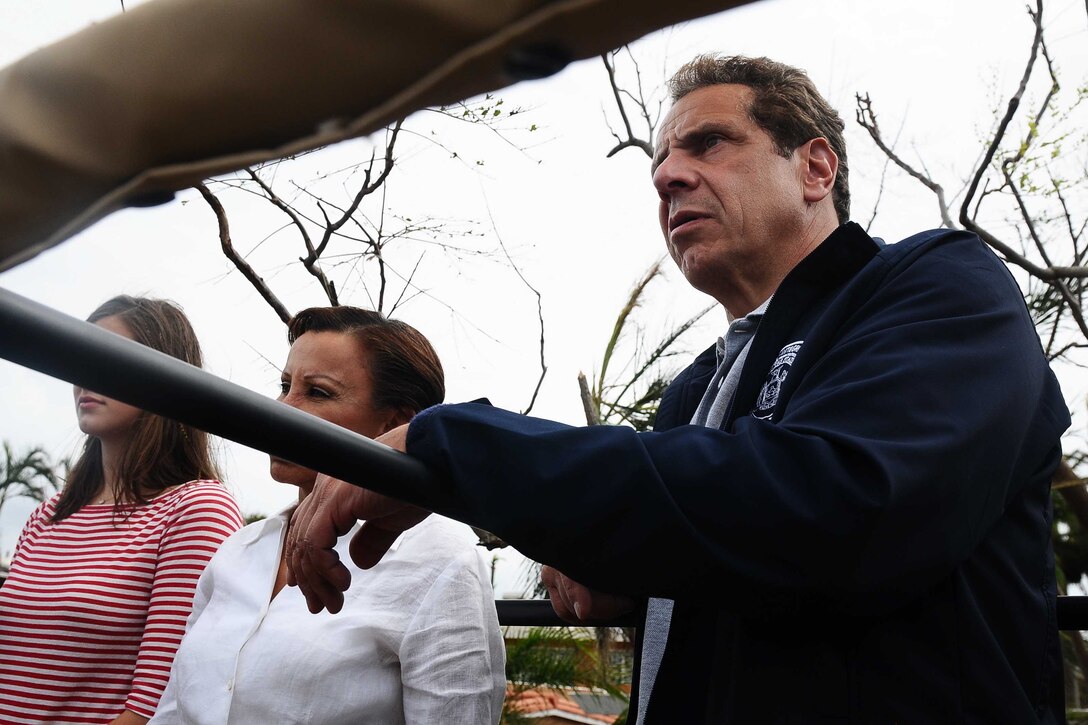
top-left (753, 341), bottom-right (803, 420)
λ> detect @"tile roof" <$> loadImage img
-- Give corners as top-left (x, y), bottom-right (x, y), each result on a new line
top-left (506, 685), bottom-right (622, 724)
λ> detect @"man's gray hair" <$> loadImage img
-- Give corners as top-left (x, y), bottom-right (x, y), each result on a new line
top-left (668, 54), bottom-right (850, 224)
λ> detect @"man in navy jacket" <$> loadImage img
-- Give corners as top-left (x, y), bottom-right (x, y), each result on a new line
top-left (288, 55), bottom-right (1069, 722)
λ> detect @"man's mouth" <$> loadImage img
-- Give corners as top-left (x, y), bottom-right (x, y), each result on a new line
top-left (669, 209), bottom-right (709, 233)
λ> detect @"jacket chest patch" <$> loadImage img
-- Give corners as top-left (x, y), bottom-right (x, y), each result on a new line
top-left (752, 341), bottom-right (803, 420)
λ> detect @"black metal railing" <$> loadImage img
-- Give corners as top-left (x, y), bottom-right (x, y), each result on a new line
top-left (497, 598), bottom-right (1088, 631)
top-left (495, 599), bottom-right (641, 628)
top-left (2, 287), bottom-right (1086, 632)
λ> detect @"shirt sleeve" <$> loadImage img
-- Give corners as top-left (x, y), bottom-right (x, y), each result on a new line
top-left (147, 543), bottom-right (221, 724)
top-left (11, 499), bottom-right (50, 559)
top-left (127, 482), bottom-right (243, 718)
top-left (399, 545), bottom-right (506, 724)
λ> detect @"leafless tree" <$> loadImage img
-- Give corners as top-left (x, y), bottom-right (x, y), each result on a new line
top-left (856, 0), bottom-right (1087, 354)
top-left (601, 45), bottom-right (664, 159)
top-left (856, 0), bottom-right (1088, 694)
top-left (196, 100), bottom-right (551, 414)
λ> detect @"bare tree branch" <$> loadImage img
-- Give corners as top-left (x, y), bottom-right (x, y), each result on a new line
top-left (387, 251), bottom-right (424, 317)
top-left (601, 48), bottom-right (655, 159)
top-left (319, 120), bottom-right (402, 252)
top-left (864, 156), bottom-right (893, 234)
top-left (855, 93), bottom-right (955, 228)
top-left (578, 372), bottom-right (601, 426)
top-left (1050, 173), bottom-right (1085, 261)
top-left (1003, 28), bottom-right (1059, 171)
top-left (244, 167), bottom-right (339, 305)
top-left (195, 183), bottom-right (292, 324)
top-left (960, 0), bottom-right (1043, 234)
top-left (483, 203), bottom-right (547, 415)
top-left (1005, 167), bottom-right (1088, 339)
top-left (863, 112), bottom-right (911, 233)
top-left (858, 0), bottom-right (1088, 285)
top-left (240, 121), bottom-right (405, 307)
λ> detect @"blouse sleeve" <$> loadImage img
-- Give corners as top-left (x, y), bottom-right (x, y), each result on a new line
top-left (399, 547), bottom-right (506, 724)
top-left (126, 482), bottom-right (243, 718)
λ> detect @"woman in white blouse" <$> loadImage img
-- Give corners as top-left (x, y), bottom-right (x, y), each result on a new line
top-left (150, 307), bottom-right (505, 724)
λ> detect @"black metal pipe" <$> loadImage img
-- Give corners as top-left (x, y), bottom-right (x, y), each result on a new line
top-left (0, 286), bottom-right (438, 505)
top-left (1058, 595), bottom-right (1088, 632)
top-left (5, 287), bottom-right (1088, 634)
top-left (496, 597), bottom-right (1088, 631)
top-left (495, 599), bottom-right (641, 628)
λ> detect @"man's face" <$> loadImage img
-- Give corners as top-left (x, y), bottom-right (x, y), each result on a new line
top-left (652, 84), bottom-right (811, 311)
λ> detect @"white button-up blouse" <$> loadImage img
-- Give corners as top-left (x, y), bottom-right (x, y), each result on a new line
top-left (149, 509), bottom-right (506, 724)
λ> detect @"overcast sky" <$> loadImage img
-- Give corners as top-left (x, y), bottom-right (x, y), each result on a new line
top-left (1, 0), bottom-right (1085, 595)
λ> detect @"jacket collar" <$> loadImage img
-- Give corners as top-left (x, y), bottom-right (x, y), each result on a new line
top-left (725, 222), bottom-right (881, 429)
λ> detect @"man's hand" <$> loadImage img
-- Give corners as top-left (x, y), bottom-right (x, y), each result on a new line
top-left (285, 424), bottom-right (432, 614)
top-left (541, 565), bottom-right (636, 624)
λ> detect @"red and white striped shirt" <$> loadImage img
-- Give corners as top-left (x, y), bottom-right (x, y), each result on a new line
top-left (0, 480), bottom-right (243, 724)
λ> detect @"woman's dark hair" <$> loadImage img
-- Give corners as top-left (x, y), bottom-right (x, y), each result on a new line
top-left (52, 295), bottom-right (220, 522)
top-left (287, 307), bottom-right (444, 417)
top-left (667, 54), bottom-right (850, 224)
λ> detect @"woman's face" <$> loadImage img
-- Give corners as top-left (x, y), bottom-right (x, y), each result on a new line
top-left (73, 315), bottom-right (143, 444)
top-left (270, 330), bottom-right (396, 492)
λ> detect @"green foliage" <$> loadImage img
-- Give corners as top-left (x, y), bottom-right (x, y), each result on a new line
top-left (0, 442), bottom-right (63, 516)
top-left (506, 628), bottom-right (597, 689)
top-left (1053, 490), bottom-right (1088, 585)
top-left (503, 627), bottom-right (629, 724)
top-left (588, 260), bottom-right (713, 430)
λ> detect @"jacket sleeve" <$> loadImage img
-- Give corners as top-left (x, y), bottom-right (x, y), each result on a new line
top-left (406, 236), bottom-right (1069, 616)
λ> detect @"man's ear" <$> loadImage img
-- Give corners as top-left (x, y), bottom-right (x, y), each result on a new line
top-left (800, 137), bottom-right (837, 205)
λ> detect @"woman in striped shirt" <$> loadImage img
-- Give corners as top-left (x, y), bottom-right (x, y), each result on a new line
top-left (0, 295), bottom-right (244, 725)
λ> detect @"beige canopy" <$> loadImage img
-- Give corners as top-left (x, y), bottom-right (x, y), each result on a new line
top-left (0, 0), bottom-right (752, 271)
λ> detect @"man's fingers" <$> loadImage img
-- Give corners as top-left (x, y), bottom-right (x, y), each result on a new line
top-left (285, 510), bottom-right (351, 613)
top-left (348, 498), bottom-right (432, 569)
top-left (541, 566), bottom-right (580, 623)
top-left (285, 475), bottom-right (367, 613)
top-left (284, 468), bottom-right (434, 612)
top-left (541, 567), bottom-right (636, 624)
top-left (349, 523), bottom-right (404, 570)
top-left (294, 544), bottom-right (349, 614)
top-left (285, 494), bottom-right (315, 589)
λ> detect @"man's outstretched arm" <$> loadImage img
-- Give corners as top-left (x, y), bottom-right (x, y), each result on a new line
top-left (291, 235), bottom-right (1068, 619)
top-left (286, 423), bottom-right (631, 620)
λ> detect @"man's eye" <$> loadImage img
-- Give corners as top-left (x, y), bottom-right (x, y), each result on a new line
top-left (704, 135), bottom-right (724, 150)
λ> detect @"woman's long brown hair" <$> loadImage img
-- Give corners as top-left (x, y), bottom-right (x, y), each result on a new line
top-left (51, 296), bottom-right (221, 522)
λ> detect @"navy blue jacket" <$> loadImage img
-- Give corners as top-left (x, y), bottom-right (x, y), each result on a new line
top-left (406, 223), bottom-right (1070, 722)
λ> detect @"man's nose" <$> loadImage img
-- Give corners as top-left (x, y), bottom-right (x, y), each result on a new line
top-left (652, 153), bottom-right (697, 198)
